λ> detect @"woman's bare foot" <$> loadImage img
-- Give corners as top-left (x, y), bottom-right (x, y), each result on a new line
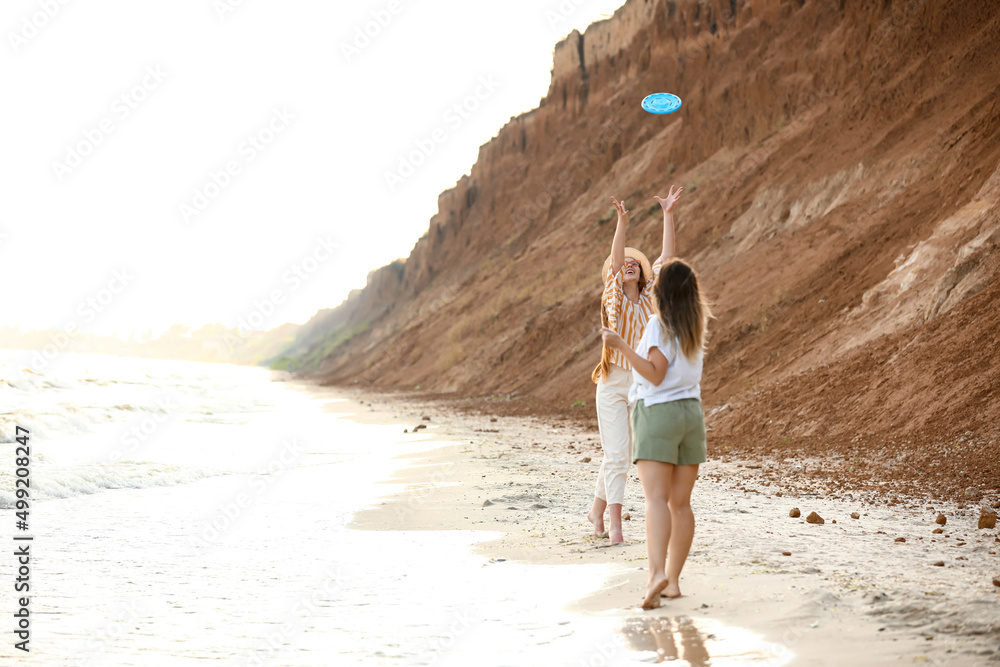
top-left (662, 580), bottom-right (682, 598)
top-left (641, 576), bottom-right (670, 609)
top-left (587, 509), bottom-right (605, 538)
top-left (609, 526), bottom-right (624, 544)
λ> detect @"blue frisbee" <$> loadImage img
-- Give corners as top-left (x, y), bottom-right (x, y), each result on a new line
top-left (641, 92), bottom-right (682, 115)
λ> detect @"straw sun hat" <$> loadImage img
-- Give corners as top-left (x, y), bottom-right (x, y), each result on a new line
top-left (602, 247), bottom-right (652, 284)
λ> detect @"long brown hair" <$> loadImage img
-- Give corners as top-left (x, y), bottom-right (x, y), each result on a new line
top-left (654, 259), bottom-right (711, 361)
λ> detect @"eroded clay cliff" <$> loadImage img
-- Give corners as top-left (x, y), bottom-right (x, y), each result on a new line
top-left (299, 0), bottom-right (1000, 497)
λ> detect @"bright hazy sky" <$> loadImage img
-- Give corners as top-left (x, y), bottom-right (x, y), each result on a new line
top-left (1, 0), bottom-right (626, 338)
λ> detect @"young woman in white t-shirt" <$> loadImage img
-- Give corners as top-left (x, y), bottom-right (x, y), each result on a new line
top-left (601, 234), bottom-right (711, 609)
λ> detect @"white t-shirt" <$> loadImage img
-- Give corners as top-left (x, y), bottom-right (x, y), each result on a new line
top-left (628, 316), bottom-right (703, 406)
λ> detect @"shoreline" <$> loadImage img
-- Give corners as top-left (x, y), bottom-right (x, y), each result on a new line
top-left (325, 385), bottom-right (1000, 665)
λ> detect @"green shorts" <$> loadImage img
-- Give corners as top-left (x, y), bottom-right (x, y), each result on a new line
top-left (631, 398), bottom-right (707, 466)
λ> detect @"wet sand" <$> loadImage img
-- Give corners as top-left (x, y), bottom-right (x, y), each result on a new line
top-left (344, 389), bottom-right (1000, 666)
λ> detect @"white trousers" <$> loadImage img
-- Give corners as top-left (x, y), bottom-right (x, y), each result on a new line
top-left (594, 363), bottom-right (632, 505)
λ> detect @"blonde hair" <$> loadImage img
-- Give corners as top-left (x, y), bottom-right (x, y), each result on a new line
top-left (592, 303), bottom-right (612, 384)
top-left (654, 259), bottom-right (711, 361)
top-left (592, 263), bottom-right (652, 384)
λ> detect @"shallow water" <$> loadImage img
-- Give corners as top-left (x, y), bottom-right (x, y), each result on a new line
top-left (0, 350), bottom-right (789, 666)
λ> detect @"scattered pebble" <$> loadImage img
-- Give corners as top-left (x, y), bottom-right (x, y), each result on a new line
top-left (932, 528), bottom-right (944, 534)
top-left (806, 511), bottom-right (824, 525)
top-left (895, 537), bottom-right (906, 543)
top-left (422, 415), bottom-right (431, 421)
top-left (490, 417), bottom-right (498, 422)
top-left (832, 519), bottom-right (837, 524)
top-left (413, 424), bottom-right (427, 431)
top-left (789, 508), bottom-right (801, 518)
top-left (580, 457), bottom-right (592, 463)
top-left (782, 551), bottom-right (792, 556)
top-left (979, 508), bottom-right (997, 530)
top-left (933, 561), bottom-right (945, 567)
top-left (851, 512), bottom-right (860, 519)
top-left (936, 514), bottom-right (947, 526)
top-left (623, 512), bottom-right (631, 521)
top-left (482, 499), bottom-right (493, 507)
top-left (993, 577), bottom-right (1000, 587)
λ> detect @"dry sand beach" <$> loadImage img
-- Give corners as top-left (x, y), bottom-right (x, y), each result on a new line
top-left (344, 389), bottom-right (1000, 666)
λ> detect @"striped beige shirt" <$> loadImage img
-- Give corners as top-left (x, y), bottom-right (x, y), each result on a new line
top-left (602, 258), bottom-right (662, 371)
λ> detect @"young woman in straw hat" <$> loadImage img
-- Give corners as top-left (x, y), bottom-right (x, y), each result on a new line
top-left (600, 197), bottom-right (711, 608)
top-left (588, 186), bottom-right (683, 545)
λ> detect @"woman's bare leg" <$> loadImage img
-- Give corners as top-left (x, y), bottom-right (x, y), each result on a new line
top-left (607, 503), bottom-right (624, 544)
top-left (637, 459), bottom-right (674, 608)
top-left (664, 464), bottom-right (699, 598)
top-left (587, 496), bottom-right (607, 537)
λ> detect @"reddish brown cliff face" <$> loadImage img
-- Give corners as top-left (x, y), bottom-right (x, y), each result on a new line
top-left (306, 0), bottom-right (1000, 498)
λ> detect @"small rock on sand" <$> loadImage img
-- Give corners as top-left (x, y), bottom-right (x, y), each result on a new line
top-left (622, 512), bottom-right (631, 521)
top-left (932, 528), bottom-right (944, 534)
top-left (851, 512), bottom-right (860, 519)
top-left (789, 508), bottom-right (801, 518)
top-left (580, 457), bottom-right (592, 463)
top-left (413, 424), bottom-right (427, 431)
top-left (993, 577), bottom-right (1000, 587)
top-left (933, 561), bottom-right (945, 567)
top-left (895, 537), bottom-right (906, 543)
top-left (935, 513), bottom-right (947, 525)
top-left (979, 509), bottom-right (997, 530)
top-left (806, 511), bottom-right (824, 524)
top-left (482, 499), bottom-right (493, 507)
top-left (782, 551), bottom-right (792, 556)
top-left (421, 415), bottom-right (431, 421)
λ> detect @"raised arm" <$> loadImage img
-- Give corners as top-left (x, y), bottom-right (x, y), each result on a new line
top-left (608, 196), bottom-right (630, 278)
top-left (653, 185), bottom-right (682, 265)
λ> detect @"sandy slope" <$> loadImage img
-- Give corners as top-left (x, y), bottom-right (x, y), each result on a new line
top-left (346, 389), bottom-right (1000, 666)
